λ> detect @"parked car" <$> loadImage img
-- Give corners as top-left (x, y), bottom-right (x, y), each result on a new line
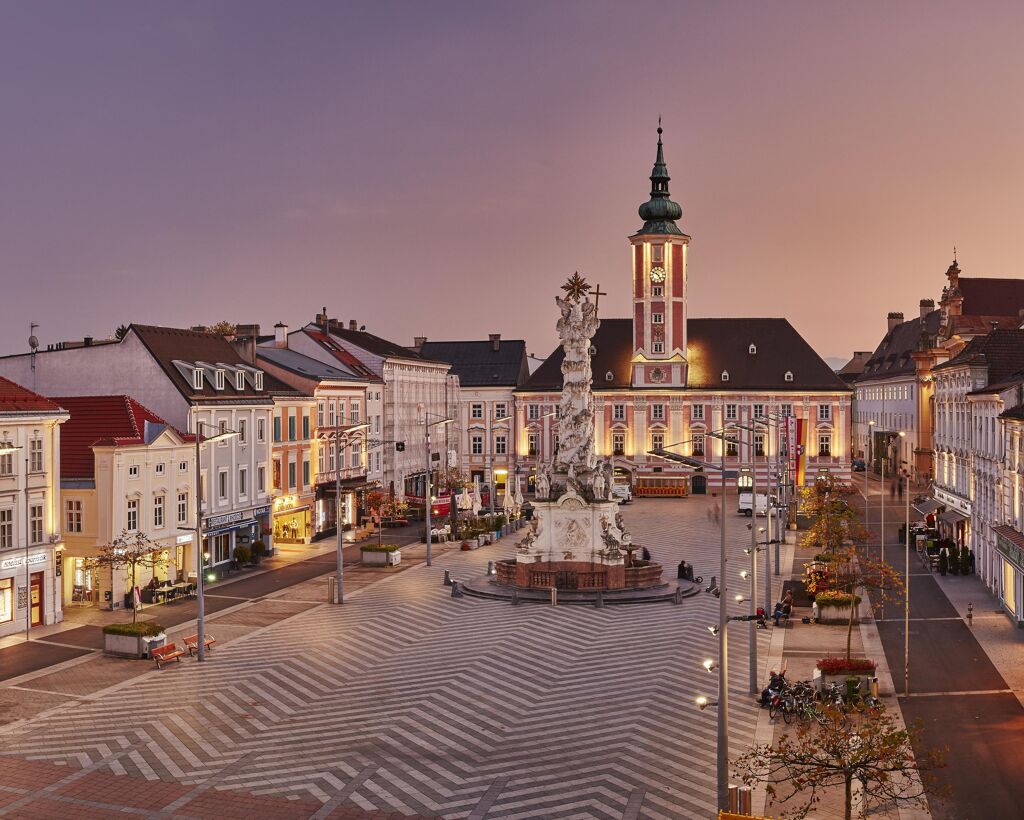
top-left (851, 458), bottom-right (866, 472)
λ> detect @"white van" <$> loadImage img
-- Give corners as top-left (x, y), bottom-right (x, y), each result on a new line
top-left (612, 482), bottom-right (632, 504)
top-left (738, 492), bottom-right (770, 517)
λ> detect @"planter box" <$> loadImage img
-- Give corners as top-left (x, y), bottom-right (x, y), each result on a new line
top-left (467, 538), bottom-right (480, 550)
top-left (361, 549), bottom-right (401, 567)
top-left (105, 631), bottom-right (166, 659)
top-left (818, 603), bottom-right (858, 625)
top-left (813, 668), bottom-right (876, 692)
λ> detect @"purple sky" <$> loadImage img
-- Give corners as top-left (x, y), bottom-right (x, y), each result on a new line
top-left (4, 2), bottom-right (1024, 365)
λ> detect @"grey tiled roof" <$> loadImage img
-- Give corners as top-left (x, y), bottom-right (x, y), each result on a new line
top-left (417, 340), bottom-right (529, 387)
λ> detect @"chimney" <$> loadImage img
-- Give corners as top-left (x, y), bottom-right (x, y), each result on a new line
top-left (887, 312), bottom-right (904, 333)
top-left (349, 320), bottom-right (357, 331)
top-left (489, 333), bottom-right (501, 352)
top-left (919, 298), bottom-right (934, 319)
top-left (413, 336), bottom-right (427, 351)
top-left (274, 322), bottom-right (288, 349)
top-left (83, 336), bottom-right (93, 347)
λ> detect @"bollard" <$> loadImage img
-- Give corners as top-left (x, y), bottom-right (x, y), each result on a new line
top-left (727, 784), bottom-right (740, 812)
top-left (673, 587), bottom-right (683, 605)
top-left (737, 786), bottom-right (752, 815)
top-left (327, 575), bottom-right (337, 603)
top-left (443, 569), bottom-right (452, 587)
top-left (870, 676), bottom-right (879, 699)
top-left (967, 602), bottom-right (974, 627)
top-left (511, 589), bottom-right (520, 606)
top-left (451, 580), bottom-right (463, 598)
top-left (550, 587), bottom-right (557, 607)
top-left (594, 590), bottom-right (604, 609)
top-left (487, 560), bottom-right (495, 577)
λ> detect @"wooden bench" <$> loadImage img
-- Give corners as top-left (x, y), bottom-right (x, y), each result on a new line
top-left (183, 634), bottom-right (216, 656)
top-left (152, 643), bottom-right (184, 669)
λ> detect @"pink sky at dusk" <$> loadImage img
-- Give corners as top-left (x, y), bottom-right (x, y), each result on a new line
top-left (3, 1), bottom-right (1024, 365)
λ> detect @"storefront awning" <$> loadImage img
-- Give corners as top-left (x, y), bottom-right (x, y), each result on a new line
top-left (938, 509), bottom-right (968, 525)
top-left (913, 499), bottom-right (941, 516)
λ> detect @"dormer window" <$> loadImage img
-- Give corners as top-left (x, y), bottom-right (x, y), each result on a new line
top-left (235, 371), bottom-right (245, 390)
top-left (721, 370), bottom-right (730, 382)
top-left (214, 370), bottom-right (225, 390)
top-left (254, 371), bottom-right (264, 391)
top-left (784, 370), bottom-right (794, 382)
top-left (605, 371), bottom-right (614, 382)
top-left (192, 368), bottom-right (204, 390)
top-left (749, 344), bottom-right (757, 355)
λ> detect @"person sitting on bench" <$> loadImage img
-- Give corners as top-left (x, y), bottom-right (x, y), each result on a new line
top-left (773, 591), bottom-right (793, 626)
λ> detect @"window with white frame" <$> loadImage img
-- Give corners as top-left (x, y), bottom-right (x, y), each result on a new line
top-left (177, 492), bottom-right (188, 525)
top-left (192, 368), bottom-right (203, 389)
top-left (317, 402), bottom-right (325, 428)
top-left (0, 509), bottom-right (11, 549)
top-left (471, 404), bottom-right (483, 419)
top-left (235, 371), bottom-right (245, 390)
top-left (495, 435), bottom-right (507, 455)
top-left (613, 404), bottom-right (626, 420)
top-left (818, 432), bottom-right (832, 456)
top-left (652, 431), bottom-right (665, 450)
top-left (257, 417), bottom-right (266, 442)
top-left (528, 404), bottom-right (539, 420)
top-left (154, 495), bottom-right (164, 528)
top-left (528, 433), bottom-right (539, 456)
top-left (318, 447), bottom-right (326, 474)
top-left (471, 435), bottom-right (483, 455)
top-left (219, 419), bottom-right (229, 445)
top-left (257, 466), bottom-right (265, 496)
top-left (692, 404), bottom-right (704, 420)
top-left (652, 285), bottom-right (663, 297)
top-left (692, 434), bottom-right (705, 457)
top-left (238, 418), bottom-right (247, 444)
top-left (179, 460), bottom-right (188, 473)
top-left (126, 499), bottom-right (139, 532)
top-left (613, 432), bottom-right (626, 456)
top-left (495, 403), bottom-right (508, 419)
top-left (350, 402), bottom-right (360, 423)
top-left (652, 404), bottom-right (665, 420)
top-left (753, 403), bottom-right (764, 420)
top-left (66, 499), bottom-right (82, 533)
top-left (0, 449), bottom-right (11, 476)
top-left (725, 435), bottom-right (738, 457)
top-left (781, 404), bottom-right (793, 417)
top-left (29, 438), bottom-right (43, 473)
top-left (554, 405), bottom-right (562, 419)
top-left (29, 504), bottom-right (42, 544)
top-left (652, 313), bottom-right (664, 324)
top-left (818, 404), bottom-right (831, 421)
top-left (725, 404), bottom-right (737, 420)
top-left (218, 470), bottom-right (228, 500)
top-left (653, 342), bottom-right (664, 354)
top-left (755, 433), bottom-right (765, 457)
top-left (238, 467), bottom-right (247, 497)
top-left (254, 372), bottom-right (263, 390)
top-left (128, 464), bottom-right (139, 479)
top-left (214, 370), bottom-right (225, 390)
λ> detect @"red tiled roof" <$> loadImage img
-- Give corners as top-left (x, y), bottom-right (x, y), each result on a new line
top-left (0, 376), bottom-right (64, 413)
top-left (52, 395), bottom-right (192, 479)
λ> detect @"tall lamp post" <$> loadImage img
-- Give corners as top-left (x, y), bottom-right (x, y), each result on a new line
top-left (899, 432), bottom-right (910, 696)
top-left (423, 412), bottom-right (454, 566)
top-left (650, 428), bottom-right (737, 812)
top-left (756, 412), bottom-right (785, 577)
top-left (735, 420), bottom-right (769, 695)
top-left (193, 420), bottom-right (238, 662)
top-left (328, 419), bottom-right (369, 604)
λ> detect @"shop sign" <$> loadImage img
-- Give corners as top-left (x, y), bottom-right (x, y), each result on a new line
top-left (253, 505), bottom-right (271, 517)
top-left (176, 534), bottom-right (193, 545)
top-left (934, 488), bottom-right (971, 515)
top-left (996, 534), bottom-right (1024, 571)
top-left (1, 552), bottom-right (47, 571)
top-left (205, 510), bottom-right (248, 529)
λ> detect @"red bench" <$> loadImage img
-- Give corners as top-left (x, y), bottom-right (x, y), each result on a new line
top-left (152, 643), bottom-right (184, 669)
top-left (183, 634), bottom-right (216, 656)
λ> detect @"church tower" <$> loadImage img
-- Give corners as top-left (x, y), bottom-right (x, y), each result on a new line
top-left (630, 125), bottom-right (690, 388)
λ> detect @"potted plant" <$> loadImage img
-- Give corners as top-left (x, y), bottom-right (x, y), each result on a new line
top-left (360, 543), bottom-right (402, 566)
top-left (814, 656), bottom-right (877, 691)
top-left (961, 547), bottom-right (972, 575)
top-left (233, 544), bottom-right (251, 569)
top-left (948, 543), bottom-right (960, 575)
top-left (815, 590), bottom-right (862, 625)
top-left (938, 548), bottom-right (948, 576)
top-left (251, 539), bottom-right (267, 566)
top-left (103, 621), bottom-right (166, 659)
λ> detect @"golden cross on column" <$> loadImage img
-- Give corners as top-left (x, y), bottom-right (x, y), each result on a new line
top-left (592, 283), bottom-right (608, 315)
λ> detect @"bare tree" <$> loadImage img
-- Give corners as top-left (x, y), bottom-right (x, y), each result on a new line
top-left (734, 703), bottom-right (946, 820)
top-left (95, 530), bottom-right (164, 623)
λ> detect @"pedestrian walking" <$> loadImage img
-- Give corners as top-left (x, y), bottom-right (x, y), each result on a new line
top-left (713, 501), bottom-right (721, 525)
top-left (897, 478), bottom-right (904, 501)
top-left (890, 481), bottom-right (896, 500)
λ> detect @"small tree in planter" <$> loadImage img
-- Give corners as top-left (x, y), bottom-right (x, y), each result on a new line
top-left (734, 703), bottom-right (946, 820)
top-left (947, 542), bottom-right (960, 575)
top-left (827, 545), bottom-right (904, 661)
top-left (251, 539), bottom-right (266, 565)
top-left (961, 547), bottom-right (973, 576)
top-left (95, 530), bottom-right (164, 622)
top-left (800, 476), bottom-right (869, 557)
top-left (938, 548), bottom-right (949, 576)
top-left (102, 620), bottom-right (166, 659)
top-left (233, 544), bottom-right (251, 568)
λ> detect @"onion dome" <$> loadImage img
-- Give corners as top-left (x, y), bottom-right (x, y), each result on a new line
top-left (637, 123), bottom-right (683, 235)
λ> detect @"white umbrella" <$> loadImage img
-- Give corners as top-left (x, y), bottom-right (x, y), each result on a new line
top-left (458, 488), bottom-right (474, 511)
top-left (514, 477), bottom-right (524, 507)
top-left (502, 485), bottom-right (516, 513)
top-left (472, 485), bottom-right (483, 516)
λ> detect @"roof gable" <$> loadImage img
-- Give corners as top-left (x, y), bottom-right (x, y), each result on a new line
top-left (0, 375), bottom-right (64, 413)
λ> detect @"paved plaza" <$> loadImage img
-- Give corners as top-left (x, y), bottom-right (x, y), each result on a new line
top-left (0, 497), bottom-right (776, 819)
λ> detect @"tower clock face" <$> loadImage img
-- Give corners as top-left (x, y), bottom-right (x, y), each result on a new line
top-left (649, 266), bottom-right (666, 283)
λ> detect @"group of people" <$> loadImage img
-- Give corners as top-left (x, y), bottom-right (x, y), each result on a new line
top-left (772, 590), bottom-right (793, 626)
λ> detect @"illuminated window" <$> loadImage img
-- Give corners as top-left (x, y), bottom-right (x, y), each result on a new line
top-left (66, 500), bottom-right (83, 533)
top-left (652, 404), bottom-right (665, 420)
top-left (653, 342), bottom-right (664, 354)
top-left (495, 435), bottom-right (507, 455)
top-left (613, 433), bottom-right (625, 456)
top-left (652, 313), bottom-right (664, 324)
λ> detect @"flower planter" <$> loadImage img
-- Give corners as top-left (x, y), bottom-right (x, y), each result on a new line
top-left (105, 631), bottom-right (166, 659)
top-left (817, 603), bottom-right (858, 625)
top-left (361, 548), bottom-right (401, 567)
top-left (813, 668), bottom-right (876, 693)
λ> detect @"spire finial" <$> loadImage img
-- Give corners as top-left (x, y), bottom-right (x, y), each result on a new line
top-left (953, 245), bottom-right (957, 262)
top-left (658, 114), bottom-right (662, 136)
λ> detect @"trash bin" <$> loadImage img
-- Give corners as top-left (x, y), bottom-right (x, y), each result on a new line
top-left (870, 677), bottom-right (880, 699)
top-left (327, 575), bottom-right (337, 603)
top-left (142, 633), bottom-right (167, 659)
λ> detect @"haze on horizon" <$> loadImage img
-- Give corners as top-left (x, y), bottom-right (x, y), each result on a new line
top-left (3, 1), bottom-right (1024, 364)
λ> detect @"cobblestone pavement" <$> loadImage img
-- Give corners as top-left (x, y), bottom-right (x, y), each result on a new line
top-left (0, 498), bottom-right (776, 819)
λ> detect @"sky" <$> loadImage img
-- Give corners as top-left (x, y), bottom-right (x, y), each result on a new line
top-left (3, 1), bottom-right (1024, 366)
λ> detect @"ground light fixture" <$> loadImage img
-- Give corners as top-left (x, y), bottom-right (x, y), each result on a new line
top-left (734, 594), bottom-right (745, 604)
top-left (696, 696), bottom-right (718, 711)
top-left (739, 570), bottom-right (749, 580)
top-left (707, 625), bottom-right (719, 636)
top-left (703, 659), bottom-right (718, 672)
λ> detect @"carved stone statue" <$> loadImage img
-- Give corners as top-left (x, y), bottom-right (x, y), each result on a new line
top-left (603, 459), bottom-right (615, 500)
top-left (593, 468), bottom-right (606, 501)
top-left (535, 467), bottom-right (550, 501)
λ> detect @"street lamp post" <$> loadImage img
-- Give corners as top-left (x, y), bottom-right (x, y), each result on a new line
top-left (331, 418), bottom-right (369, 604)
top-left (735, 420), bottom-right (769, 696)
top-left (900, 433), bottom-right (910, 696)
top-left (423, 413), bottom-right (454, 567)
top-left (193, 420), bottom-right (238, 662)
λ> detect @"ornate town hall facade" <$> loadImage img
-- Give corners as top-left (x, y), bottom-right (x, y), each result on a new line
top-left (515, 128), bottom-right (851, 495)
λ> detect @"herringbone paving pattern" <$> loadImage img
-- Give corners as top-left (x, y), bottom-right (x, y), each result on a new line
top-left (0, 498), bottom-right (775, 819)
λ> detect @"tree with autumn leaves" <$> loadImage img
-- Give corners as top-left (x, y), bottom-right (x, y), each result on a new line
top-left (734, 703), bottom-right (946, 820)
top-left (801, 475), bottom-right (904, 660)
